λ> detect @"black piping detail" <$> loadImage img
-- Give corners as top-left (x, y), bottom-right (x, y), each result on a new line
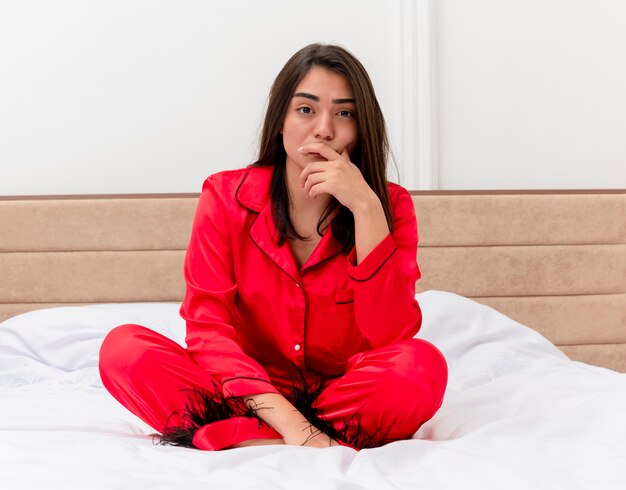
top-left (234, 168), bottom-right (257, 212)
top-left (348, 247), bottom-right (398, 282)
top-left (248, 218), bottom-right (301, 286)
top-left (300, 249), bottom-right (345, 274)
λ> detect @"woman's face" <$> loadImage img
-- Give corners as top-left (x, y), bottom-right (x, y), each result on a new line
top-left (281, 67), bottom-right (358, 172)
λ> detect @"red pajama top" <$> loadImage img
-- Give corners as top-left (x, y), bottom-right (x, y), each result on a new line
top-left (180, 165), bottom-right (422, 399)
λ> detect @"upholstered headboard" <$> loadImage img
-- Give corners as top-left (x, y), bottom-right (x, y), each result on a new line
top-left (1, 190), bottom-right (624, 371)
top-left (411, 190), bottom-right (625, 372)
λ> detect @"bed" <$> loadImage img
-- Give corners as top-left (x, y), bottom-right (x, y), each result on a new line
top-left (1, 189), bottom-right (625, 489)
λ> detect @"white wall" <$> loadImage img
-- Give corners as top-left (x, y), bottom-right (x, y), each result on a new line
top-left (436, 0), bottom-right (626, 189)
top-left (1, 1), bottom-right (625, 195)
top-left (0, 0), bottom-right (416, 195)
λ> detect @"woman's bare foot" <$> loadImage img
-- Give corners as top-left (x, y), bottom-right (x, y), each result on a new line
top-left (230, 438), bottom-right (286, 448)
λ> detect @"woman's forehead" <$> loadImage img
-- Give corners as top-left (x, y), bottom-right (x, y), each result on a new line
top-left (293, 67), bottom-right (355, 100)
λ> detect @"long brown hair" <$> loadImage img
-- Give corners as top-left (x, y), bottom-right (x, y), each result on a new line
top-left (253, 43), bottom-right (393, 252)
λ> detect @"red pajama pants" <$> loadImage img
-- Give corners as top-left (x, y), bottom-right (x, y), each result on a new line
top-left (99, 324), bottom-right (447, 450)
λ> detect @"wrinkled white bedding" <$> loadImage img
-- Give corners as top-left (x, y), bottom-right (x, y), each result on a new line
top-left (0, 291), bottom-right (624, 490)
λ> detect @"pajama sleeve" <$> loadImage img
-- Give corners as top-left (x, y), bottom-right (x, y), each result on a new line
top-left (346, 185), bottom-right (422, 348)
top-left (181, 176), bottom-right (279, 399)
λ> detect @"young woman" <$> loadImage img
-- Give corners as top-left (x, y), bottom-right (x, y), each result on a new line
top-left (99, 43), bottom-right (447, 450)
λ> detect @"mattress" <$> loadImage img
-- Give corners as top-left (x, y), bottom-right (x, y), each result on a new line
top-left (1, 291), bottom-right (624, 489)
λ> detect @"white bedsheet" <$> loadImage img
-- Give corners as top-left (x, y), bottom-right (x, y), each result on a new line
top-left (0, 291), bottom-right (624, 489)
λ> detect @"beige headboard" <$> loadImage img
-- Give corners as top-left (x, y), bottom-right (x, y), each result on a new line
top-left (1, 191), bottom-right (625, 372)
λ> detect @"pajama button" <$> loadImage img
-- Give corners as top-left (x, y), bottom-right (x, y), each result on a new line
top-left (294, 344), bottom-right (301, 351)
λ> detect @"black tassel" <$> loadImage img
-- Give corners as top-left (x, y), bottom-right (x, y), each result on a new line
top-left (156, 373), bottom-right (384, 450)
top-left (286, 370), bottom-right (378, 450)
top-left (156, 380), bottom-right (270, 448)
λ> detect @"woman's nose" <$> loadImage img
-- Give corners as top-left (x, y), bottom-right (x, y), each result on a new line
top-left (314, 113), bottom-right (334, 140)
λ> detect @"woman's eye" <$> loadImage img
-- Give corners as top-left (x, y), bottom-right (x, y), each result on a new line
top-left (338, 110), bottom-right (354, 118)
top-left (297, 107), bottom-right (313, 114)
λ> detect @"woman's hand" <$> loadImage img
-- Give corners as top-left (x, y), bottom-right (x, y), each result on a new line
top-left (297, 142), bottom-right (375, 212)
top-left (242, 392), bottom-right (339, 448)
top-left (297, 142), bottom-right (390, 263)
top-left (282, 423), bottom-right (339, 448)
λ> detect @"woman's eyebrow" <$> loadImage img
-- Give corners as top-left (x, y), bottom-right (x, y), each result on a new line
top-left (293, 92), bottom-right (356, 104)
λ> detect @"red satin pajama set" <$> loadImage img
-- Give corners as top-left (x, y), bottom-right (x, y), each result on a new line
top-left (99, 165), bottom-right (447, 450)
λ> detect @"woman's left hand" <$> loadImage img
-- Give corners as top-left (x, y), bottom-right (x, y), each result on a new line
top-left (297, 142), bottom-right (374, 212)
